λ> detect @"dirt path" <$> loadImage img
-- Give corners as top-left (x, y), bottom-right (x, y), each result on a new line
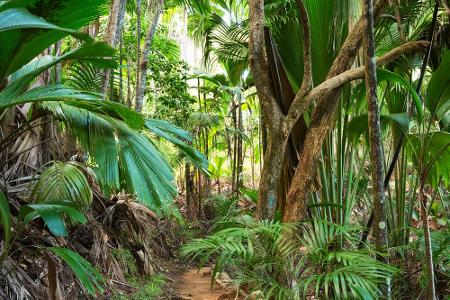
top-left (173, 267), bottom-right (233, 300)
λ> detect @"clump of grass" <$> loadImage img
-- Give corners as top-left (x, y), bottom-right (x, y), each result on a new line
top-left (112, 247), bottom-right (138, 277)
top-left (113, 275), bottom-right (166, 300)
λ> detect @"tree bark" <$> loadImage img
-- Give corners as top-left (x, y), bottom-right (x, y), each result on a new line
top-left (419, 178), bottom-right (436, 300)
top-left (134, 0), bottom-right (143, 110)
top-left (236, 96), bottom-right (244, 192)
top-left (101, 0), bottom-right (128, 95)
top-left (249, 0), bottom-right (428, 221)
top-left (362, 0), bottom-right (388, 254)
top-left (135, 0), bottom-right (164, 113)
top-left (185, 162), bottom-right (197, 221)
top-left (283, 0), bottom-right (385, 222)
top-left (249, 0), bottom-right (288, 220)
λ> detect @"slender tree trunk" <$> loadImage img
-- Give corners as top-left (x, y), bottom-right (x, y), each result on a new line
top-left (134, 0), bottom-right (143, 110)
top-left (135, 0), bottom-right (164, 112)
top-left (40, 47), bottom-right (53, 164)
top-left (419, 178), bottom-right (436, 299)
top-left (101, 0), bottom-right (127, 95)
top-left (119, 33), bottom-right (124, 103)
top-left (363, 0), bottom-right (388, 253)
top-left (185, 162), bottom-right (197, 221)
top-left (231, 101), bottom-right (238, 195)
top-left (236, 97), bottom-right (244, 192)
top-left (126, 54), bottom-right (132, 108)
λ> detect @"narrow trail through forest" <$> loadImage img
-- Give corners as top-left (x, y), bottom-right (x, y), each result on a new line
top-left (173, 267), bottom-right (235, 300)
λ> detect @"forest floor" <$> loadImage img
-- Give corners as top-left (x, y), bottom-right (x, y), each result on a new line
top-left (172, 267), bottom-right (235, 300)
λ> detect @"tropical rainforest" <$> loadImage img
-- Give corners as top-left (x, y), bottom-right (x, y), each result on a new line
top-left (0, 0), bottom-right (449, 299)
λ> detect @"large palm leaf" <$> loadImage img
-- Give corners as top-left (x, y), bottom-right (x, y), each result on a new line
top-left (0, 3), bottom-right (207, 216)
top-left (0, 0), bottom-right (108, 80)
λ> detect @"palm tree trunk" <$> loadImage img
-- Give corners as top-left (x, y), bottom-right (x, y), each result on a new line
top-left (231, 101), bottom-right (238, 195)
top-left (126, 53), bottom-right (132, 108)
top-left (119, 33), bottom-right (124, 103)
top-left (134, 0), bottom-right (143, 111)
top-left (236, 96), bottom-right (244, 192)
top-left (101, 0), bottom-right (127, 95)
top-left (363, 0), bottom-right (388, 253)
top-left (135, 0), bottom-right (164, 113)
top-left (419, 177), bottom-right (436, 299)
top-left (185, 162), bottom-right (197, 221)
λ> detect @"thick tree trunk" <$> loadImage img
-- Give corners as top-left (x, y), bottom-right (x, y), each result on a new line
top-left (283, 0), bottom-right (388, 222)
top-left (249, 0), bottom-right (286, 220)
top-left (101, 0), bottom-right (127, 95)
top-left (256, 125), bottom-right (287, 220)
top-left (249, 0), bottom-right (426, 222)
top-left (135, 0), bottom-right (164, 113)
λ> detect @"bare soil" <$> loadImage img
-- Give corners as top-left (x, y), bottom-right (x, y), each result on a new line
top-left (172, 267), bottom-right (234, 300)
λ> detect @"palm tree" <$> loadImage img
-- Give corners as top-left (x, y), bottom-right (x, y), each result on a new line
top-left (0, 0), bottom-right (207, 295)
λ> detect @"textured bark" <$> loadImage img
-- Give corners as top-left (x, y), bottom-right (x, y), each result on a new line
top-left (135, 0), bottom-right (164, 113)
top-left (101, 0), bottom-right (127, 95)
top-left (363, 0), bottom-right (387, 255)
top-left (249, 0), bottom-right (427, 221)
top-left (283, 0), bottom-right (386, 222)
top-left (249, 0), bottom-right (284, 219)
top-left (360, 1), bottom-right (438, 247)
top-left (249, 0), bottom-right (303, 220)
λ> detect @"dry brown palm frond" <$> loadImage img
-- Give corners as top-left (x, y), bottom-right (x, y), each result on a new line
top-left (72, 218), bottom-right (126, 284)
top-left (0, 257), bottom-right (44, 300)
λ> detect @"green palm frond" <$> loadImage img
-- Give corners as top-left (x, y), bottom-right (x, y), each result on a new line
top-left (209, 21), bottom-right (248, 62)
top-left (19, 201), bottom-right (87, 237)
top-left (67, 62), bottom-right (104, 93)
top-left (38, 100), bottom-right (208, 214)
top-left (296, 219), bottom-right (397, 299)
top-left (0, 42), bottom-right (116, 109)
top-left (48, 246), bottom-right (105, 295)
top-left (39, 101), bottom-right (173, 211)
top-left (31, 161), bottom-right (93, 208)
top-left (0, 0), bottom-right (109, 80)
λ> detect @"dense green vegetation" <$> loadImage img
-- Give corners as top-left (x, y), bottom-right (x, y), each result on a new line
top-left (0, 0), bottom-right (449, 299)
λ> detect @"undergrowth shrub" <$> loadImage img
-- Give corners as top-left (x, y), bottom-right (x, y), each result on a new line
top-left (182, 216), bottom-right (397, 299)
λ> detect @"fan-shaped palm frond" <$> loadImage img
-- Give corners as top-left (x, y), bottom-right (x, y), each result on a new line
top-left (30, 161), bottom-right (93, 208)
top-left (295, 219), bottom-right (397, 299)
top-left (48, 247), bottom-right (105, 295)
top-left (209, 21), bottom-right (248, 62)
top-left (39, 100), bottom-right (207, 214)
top-left (67, 62), bottom-right (104, 93)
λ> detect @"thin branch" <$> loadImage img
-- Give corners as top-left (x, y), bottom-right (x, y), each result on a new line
top-left (285, 0), bottom-right (312, 130)
top-left (286, 41), bottom-right (429, 131)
